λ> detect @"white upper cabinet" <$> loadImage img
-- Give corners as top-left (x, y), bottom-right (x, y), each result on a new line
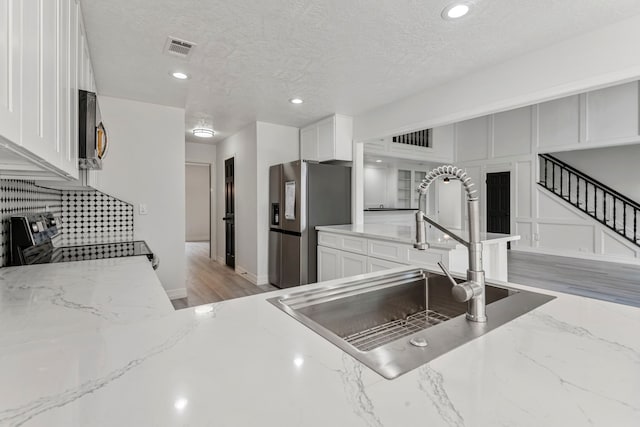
top-left (0, 0), bottom-right (21, 144)
top-left (300, 125), bottom-right (318, 161)
top-left (300, 114), bottom-right (353, 162)
top-left (0, 0), bottom-right (91, 180)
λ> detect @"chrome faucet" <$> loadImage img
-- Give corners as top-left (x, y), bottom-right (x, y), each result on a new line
top-left (414, 165), bottom-right (487, 323)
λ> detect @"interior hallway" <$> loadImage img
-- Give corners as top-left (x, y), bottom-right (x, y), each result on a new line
top-left (172, 242), bottom-right (278, 309)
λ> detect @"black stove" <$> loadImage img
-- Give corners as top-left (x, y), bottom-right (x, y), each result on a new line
top-left (10, 213), bottom-right (158, 268)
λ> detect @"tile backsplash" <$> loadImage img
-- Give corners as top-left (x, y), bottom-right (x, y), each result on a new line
top-left (0, 179), bottom-right (134, 267)
top-left (59, 190), bottom-right (134, 246)
top-left (0, 180), bottom-right (62, 267)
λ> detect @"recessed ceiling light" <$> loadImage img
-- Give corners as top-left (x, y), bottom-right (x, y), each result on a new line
top-left (171, 71), bottom-right (190, 80)
top-left (289, 98), bottom-right (304, 104)
top-left (193, 128), bottom-right (215, 138)
top-left (441, 3), bottom-right (470, 20)
top-left (375, 159), bottom-right (382, 163)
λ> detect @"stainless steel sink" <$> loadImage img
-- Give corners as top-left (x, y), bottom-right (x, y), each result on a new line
top-left (268, 268), bottom-right (555, 379)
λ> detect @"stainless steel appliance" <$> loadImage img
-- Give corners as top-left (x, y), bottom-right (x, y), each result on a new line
top-left (79, 90), bottom-right (107, 170)
top-left (10, 212), bottom-right (158, 268)
top-left (269, 160), bottom-right (351, 288)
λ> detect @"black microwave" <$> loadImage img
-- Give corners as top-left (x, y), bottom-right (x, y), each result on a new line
top-left (78, 90), bottom-right (107, 169)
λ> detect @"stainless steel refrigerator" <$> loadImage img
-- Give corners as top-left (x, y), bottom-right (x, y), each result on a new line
top-left (269, 160), bottom-right (351, 288)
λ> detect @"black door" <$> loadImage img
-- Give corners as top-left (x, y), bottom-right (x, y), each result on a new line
top-left (486, 172), bottom-right (510, 238)
top-left (223, 157), bottom-right (235, 268)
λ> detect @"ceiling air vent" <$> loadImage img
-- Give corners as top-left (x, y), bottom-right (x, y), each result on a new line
top-left (392, 128), bottom-right (432, 148)
top-left (163, 36), bottom-right (196, 59)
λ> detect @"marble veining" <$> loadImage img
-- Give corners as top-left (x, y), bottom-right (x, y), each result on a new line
top-left (0, 320), bottom-right (199, 427)
top-left (529, 311), bottom-right (640, 362)
top-left (338, 353), bottom-right (384, 427)
top-left (0, 266), bottom-right (639, 426)
top-left (418, 366), bottom-right (465, 427)
top-left (0, 257), bottom-right (173, 347)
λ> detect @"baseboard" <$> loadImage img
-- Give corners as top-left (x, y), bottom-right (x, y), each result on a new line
top-left (216, 256), bottom-right (225, 265)
top-left (235, 265), bottom-right (258, 285)
top-left (166, 288), bottom-right (187, 300)
top-left (511, 246), bottom-right (640, 266)
top-left (256, 274), bottom-right (269, 286)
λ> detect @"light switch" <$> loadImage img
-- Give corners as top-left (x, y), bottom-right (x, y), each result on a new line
top-left (139, 203), bottom-right (148, 215)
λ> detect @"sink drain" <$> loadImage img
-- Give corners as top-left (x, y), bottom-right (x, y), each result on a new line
top-left (409, 337), bottom-right (428, 347)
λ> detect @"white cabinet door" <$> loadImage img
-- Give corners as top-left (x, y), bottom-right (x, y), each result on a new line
top-left (317, 117), bottom-right (334, 162)
top-left (57, 0), bottom-right (78, 178)
top-left (0, 0), bottom-right (21, 144)
top-left (367, 257), bottom-right (404, 273)
top-left (340, 251), bottom-right (367, 278)
top-left (300, 126), bottom-right (318, 161)
top-left (317, 246), bottom-right (340, 282)
top-left (21, 0), bottom-right (60, 164)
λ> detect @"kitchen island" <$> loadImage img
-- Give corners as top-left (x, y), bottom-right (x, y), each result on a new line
top-left (0, 265), bottom-right (638, 426)
top-left (316, 223), bottom-right (519, 282)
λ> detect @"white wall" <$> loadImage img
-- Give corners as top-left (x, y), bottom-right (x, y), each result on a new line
top-left (214, 121), bottom-right (299, 285)
top-left (186, 142), bottom-right (217, 257)
top-left (354, 14), bottom-right (640, 142)
top-left (255, 122), bottom-right (299, 283)
top-left (185, 164), bottom-right (210, 241)
top-left (554, 144), bottom-right (640, 203)
top-left (452, 81), bottom-right (640, 264)
top-left (216, 122), bottom-right (257, 279)
top-left (96, 96), bottom-right (186, 296)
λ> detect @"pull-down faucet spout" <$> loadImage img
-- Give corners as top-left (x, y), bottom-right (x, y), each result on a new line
top-left (414, 165), bottom-right (487, 323)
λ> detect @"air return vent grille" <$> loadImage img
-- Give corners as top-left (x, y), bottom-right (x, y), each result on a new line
top-left (392, 129), bottom-right (432, 148)
top-left (164, 37), bottom-right (196, 59)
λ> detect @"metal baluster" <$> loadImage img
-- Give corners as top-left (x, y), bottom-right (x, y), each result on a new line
top-left (604, 190), bottom-right (607, 226)
top-left (552, 163), bottom-right (556, 193)
top-left (560, 167), bottom-right (564, 198)
top-left (635, 208), bottom-right (638, 243)
top-left (586, 182), bottom-right (589, 214)
top-left (625, 202), bottom-right (628, 237)
top-left (613, 196), bottom-right (617, 232)
top-left (543, 159), bottom-right (548, 188)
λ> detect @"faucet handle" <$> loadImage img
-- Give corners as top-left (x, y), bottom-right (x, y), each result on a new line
top-left (437, 262), bottom-right (457, 287)
top-left (437, 262), bottom-right (474, 302)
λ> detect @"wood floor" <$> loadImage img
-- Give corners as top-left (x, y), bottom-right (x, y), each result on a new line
top-left (171, 242), bottom-right (278, 310)
top-left (172, 242), bottom-right (640, 310)
top-left (508, 251), bottom-right (640, 307)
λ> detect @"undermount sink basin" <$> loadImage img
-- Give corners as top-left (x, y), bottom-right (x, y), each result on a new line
top-left (268, 268), bottom-right (555, 379)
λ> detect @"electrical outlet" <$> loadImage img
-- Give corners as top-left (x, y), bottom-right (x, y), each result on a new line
top-left (139, 203), bottom-right (148, 215)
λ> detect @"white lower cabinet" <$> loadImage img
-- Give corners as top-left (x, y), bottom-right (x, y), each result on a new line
top-left (367, 257), bottom-right (405, 273)
top-left (318, 245), bottom-right (368, 282)
top-left (340, 251), bottom-right (367, 278)
top-left (317, 234), bottom-right (409, 282)
top-left (317, 245), bottom-right (340, 282)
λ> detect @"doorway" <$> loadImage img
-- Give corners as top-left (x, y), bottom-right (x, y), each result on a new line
top-left (185, 163), bottom-right (211, 247)
top-left (486, 171), bottom-right (511, 238)
top-left (223, 157), bottom-right (235, 268)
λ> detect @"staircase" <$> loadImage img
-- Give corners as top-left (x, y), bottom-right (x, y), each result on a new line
top-left (538, 153), bottom-right (640, 247)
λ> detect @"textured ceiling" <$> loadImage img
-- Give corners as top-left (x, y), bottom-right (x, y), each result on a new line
top-left (79, 0), bottom-right (640, 144)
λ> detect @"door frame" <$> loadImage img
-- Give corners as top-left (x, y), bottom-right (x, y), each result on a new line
top-left (223, 156), bottom-right (236, 268)
top-left (185, 161), bottom-right (212, 255)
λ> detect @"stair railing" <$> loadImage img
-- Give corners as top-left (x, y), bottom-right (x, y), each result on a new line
top-left (538, 153), bottom-right (640, 246)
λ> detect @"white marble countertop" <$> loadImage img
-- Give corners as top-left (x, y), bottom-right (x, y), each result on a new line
top-left (316, 223), bottom-right (520, 249)
top-left (0, 266), bottom-right (638, 426)
top-left (0, 257), bottom-right (173, 347)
